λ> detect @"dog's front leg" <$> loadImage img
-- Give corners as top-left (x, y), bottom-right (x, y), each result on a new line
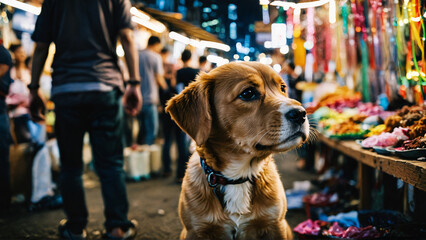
top-left (238, 219), bottom-right (292, 240)
top-left (183, 224), bottom-right (234, 240)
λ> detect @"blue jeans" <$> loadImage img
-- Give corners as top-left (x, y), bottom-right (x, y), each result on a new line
top-left (0, 111), bottom-right (11, 210)
top-left (53, 90), bottom-right (132, 232)
top-left (161, 111), bottom-right (189, 176)
top-left (137, 104), bottom-right (158, 145)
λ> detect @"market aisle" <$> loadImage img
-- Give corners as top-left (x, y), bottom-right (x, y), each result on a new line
top-left (0, 151), bottom-right (315, 240)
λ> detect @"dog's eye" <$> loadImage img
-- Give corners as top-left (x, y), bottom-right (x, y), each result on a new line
top-left (281, 84), bottom-right (286, 93)
top-left (239, 87), bottom-right (259, 101)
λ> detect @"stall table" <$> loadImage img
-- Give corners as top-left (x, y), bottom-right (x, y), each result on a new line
top-left (318, 133), bottom-right (426, 209)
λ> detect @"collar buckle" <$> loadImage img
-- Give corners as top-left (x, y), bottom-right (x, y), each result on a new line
top-left (207, 172), bottom-right (218, 187)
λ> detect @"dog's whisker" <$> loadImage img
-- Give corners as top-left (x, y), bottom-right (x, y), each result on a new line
top-left (254, 129), bottom-right (272, 147)
top-left (307, 127), bottom-right (319, 144)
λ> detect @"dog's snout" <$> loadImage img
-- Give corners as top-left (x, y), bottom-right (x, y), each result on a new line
top-left (285, 108), bottom-right (306, 124)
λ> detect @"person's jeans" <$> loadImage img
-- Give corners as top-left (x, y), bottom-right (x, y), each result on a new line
top-left (137, 104), bottom-right (158, 145)
top-left (0, 111), bottom-right (11, 210)
top-left (53, 90), bottom-right (132, 233)
top-left (161, 112), bottom-right (189, 176)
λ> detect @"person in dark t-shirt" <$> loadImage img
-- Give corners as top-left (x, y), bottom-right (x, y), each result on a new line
top-left (29, 0), bottom-right (142, 239)
top-left (176, 49), bottom-right (199, 92)
top-left (174, 50), bottom-right (199, 182)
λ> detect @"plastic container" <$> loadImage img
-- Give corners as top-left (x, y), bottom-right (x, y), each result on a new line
top-left (123, 146), bottom-right (150, 181)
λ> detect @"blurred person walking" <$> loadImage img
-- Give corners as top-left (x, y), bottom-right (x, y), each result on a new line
top-left (137, 36), bottom-right (168, 145)
top-left (7, 44), bottom-right (62, 212)
top-left (29, 0), bottom-right (142, 239)
top-left (7, 44), bottom-right (32, 144)
top-left (159, 48), bottom-right (177, 177)
top-left (174, 49), bottom-right (200, 182)
top-left (0, 43), bottom-right (13, 214)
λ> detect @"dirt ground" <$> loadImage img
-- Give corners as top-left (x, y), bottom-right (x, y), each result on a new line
top-left (0, 151), bottom-right (316, 240)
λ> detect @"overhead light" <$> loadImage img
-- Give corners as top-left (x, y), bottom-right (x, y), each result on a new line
top-left (233, 54), bottom-right (239, 60)
top-left (130, 7), bottom-right (150, 21)
top-left (270, 0), bottom-right (330, 9)
top-left (280, 45), bottom-right (289, 54)
top-left (236, 42), bottom-right (250, 55)
top-left (131, 16), bottom-right (166, 33)
top-left (273, 64), bottom-right (281, 73)
top-left (169, 31), bottom-right (190, 44)
top-left (304, 41), bottom-right (314, 50)
top-left (271, 23), bottom-right (286, 48)
top-left (264, 41), bottom-right (273, 49)
top-left (0, 0), bottom-right (41, 15)
top-left (259, 0), bottom-right (270, 5)
top-left (329, 0), bottom-right (336, 24)
top-left (207, 55), bottom-right (229, 66)
top-left (200, 40), bottom-right (230, 52)
top-left (244, 56), bottom-right (250, 61)
top-left (189, 39), bottom-right (205, 49)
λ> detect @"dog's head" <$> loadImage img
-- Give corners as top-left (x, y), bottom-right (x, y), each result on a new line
top-left (166, 62), bottom-right (309, 156)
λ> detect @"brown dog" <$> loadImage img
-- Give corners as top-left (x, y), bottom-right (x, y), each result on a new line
top-left (166, 62), bottom-right (310, 240)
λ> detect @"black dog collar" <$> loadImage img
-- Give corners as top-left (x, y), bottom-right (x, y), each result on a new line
top-left (200, 157), bottom-right (256, 208)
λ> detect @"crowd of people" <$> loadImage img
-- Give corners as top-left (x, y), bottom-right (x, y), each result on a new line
top-left (0, 0), bottom-right (213, 239)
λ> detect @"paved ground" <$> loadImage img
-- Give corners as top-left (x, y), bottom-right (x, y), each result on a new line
top-left (0, 151), bottom-right (316, 240)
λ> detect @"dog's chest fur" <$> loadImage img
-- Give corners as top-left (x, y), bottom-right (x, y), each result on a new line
top-left (222, 159), bottom-right (266, 227)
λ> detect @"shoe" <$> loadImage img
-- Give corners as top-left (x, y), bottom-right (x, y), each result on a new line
top-left (58, 219), bottom-right (87, 240)
top-left (103, 219), bottom-right (138, 240)
top-left (29, 194), bottom-right (63, 212)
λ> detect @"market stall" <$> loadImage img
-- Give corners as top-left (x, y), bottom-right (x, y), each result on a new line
top-left (259, 0), bottom-right (426, 238)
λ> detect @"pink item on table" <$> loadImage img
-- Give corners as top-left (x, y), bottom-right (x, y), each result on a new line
top-left (361, 127), bottom-right (409, 148)
top-left (293, 219), bottom-right (321, 235)
top-left (327, 222), bottom-right (345, 237)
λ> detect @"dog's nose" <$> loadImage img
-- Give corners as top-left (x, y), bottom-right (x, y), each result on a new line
top-left (285, 108), bottom-right (306, 124)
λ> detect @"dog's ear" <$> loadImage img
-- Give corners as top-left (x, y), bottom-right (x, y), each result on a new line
top-left (166, 79), bottom-right (212, 146)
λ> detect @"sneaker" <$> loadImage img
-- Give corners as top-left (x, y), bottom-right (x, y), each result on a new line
top-left (58, 219), bottom-right (87, 240)
top-left (103, 219), bottom-right (138, 240)
top-left (29, 194), bottom-right (63, 212)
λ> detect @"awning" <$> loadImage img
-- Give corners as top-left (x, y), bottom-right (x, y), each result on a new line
top-left (137, 5), bottom-right (223, 44)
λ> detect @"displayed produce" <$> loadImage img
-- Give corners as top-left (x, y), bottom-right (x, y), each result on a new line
top-left (294, 219), bottom-right (385, 239)
top-left (361, 127), bottom-right (409, 148)
top-left (397, 136), bottom-right (426, 150)
top-left (385, 105), bottom-right (426, 139)
top-left (313, 102), bottom-right (392, 139)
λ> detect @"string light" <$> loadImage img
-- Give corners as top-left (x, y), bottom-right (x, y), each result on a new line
top-left (131, 16), bottom-right (166, 33)
top-left (329, 0), bottom-right (336, 24)
top-left (270, 0), bottom-right (330, 9)
top-left (0, 0), bottom-right (41, 15)
top-left (130, 7), bottom-right (150, 21)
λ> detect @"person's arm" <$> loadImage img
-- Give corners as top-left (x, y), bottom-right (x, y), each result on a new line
top-left (0, 64), bottom-right (10, 97)
top-left (0, 63), bottom-right (9, 78)
top-left (156, 73), bottom-right (168, 90)
top-left (120, 28), bottom-right (142, 116)
top-left (28, 42), bottom-right (49, 122)
top-left (170, 67), bottom-right (176, 88)
top-left (155, 55), bottom-right (168, 90)
top-left (119, 28), bottom-right (140, 82)
top-left (30, 42), bottom-right (49, 87)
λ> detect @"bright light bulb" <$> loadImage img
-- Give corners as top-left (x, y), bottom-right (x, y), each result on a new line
top-left (280, 45), bottom-right (289, 54)
top-left (273, 64), bottom-right (282, 73)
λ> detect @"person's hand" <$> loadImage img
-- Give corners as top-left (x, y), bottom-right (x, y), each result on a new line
top-left (29, 89), bottom-right (46, 122)
top-left (123, 84), bottom-right (142, 116)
